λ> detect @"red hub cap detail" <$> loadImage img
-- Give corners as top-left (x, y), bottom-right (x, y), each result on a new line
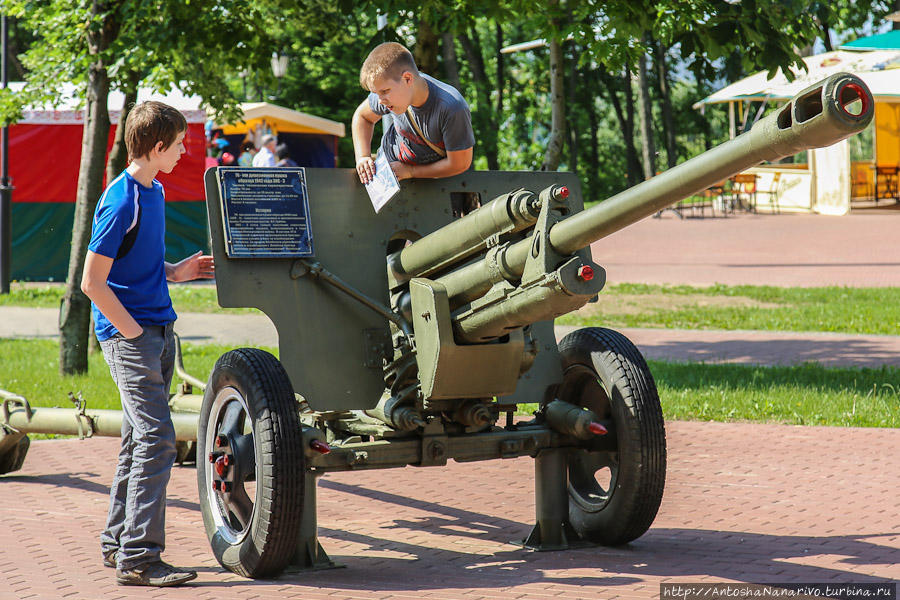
top-left (577, 265), bottom-right (594, 281)
top-left (214, 455), bottom-right (229, 477)
top-left (310, 439), bottom-right (331, 455)
top-left (588, 422), bottom-right (608, 435)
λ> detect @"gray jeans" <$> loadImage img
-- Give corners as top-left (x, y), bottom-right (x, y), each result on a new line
top-left (98, 323), bottom-right (176, 570)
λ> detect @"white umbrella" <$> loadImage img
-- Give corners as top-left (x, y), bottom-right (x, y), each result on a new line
top-left (695, 49), bottom-right (900, 108)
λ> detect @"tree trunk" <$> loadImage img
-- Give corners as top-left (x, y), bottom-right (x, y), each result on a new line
top-left (106, 80), bottom-right (138, 184)
top-left (817, 5), bottom-right (833, 51)
top-left (414, 18), bottom-right (440, 75)
top-left (895, 0), bottom-right (900, 30)
top-left (567, 45), bottom-right (578, 173)
top-left (441, 33), bottom-right (461, 91)
top-left (597, 68), bottom-right (641, 187)
top-left (585, 72), bottom-right (599, 198)
top-left (821, 24), bottom-right (833, 51)
top-left (622, 68), bottom-right (641, 185)
top-left (494, 22), bottom-right (504, 128)
top-left (653, 41), bottom-right (677, 169)
top-left (458, 28), bottom-right (499, 170)
top-left (7, 17), bottom-right (27, 80)
top-left (636, 49), bottom-right (656, 181)
top-left (541, 36), bottom-right (565, 171)
top-left (59, 2), bottom-right (120, 375)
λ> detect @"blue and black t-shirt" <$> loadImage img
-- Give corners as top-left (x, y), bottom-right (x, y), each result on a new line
top-left (88, 170), bottom-right (176, 341)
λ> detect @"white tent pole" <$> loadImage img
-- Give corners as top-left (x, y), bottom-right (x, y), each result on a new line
top-left (728, 102), bottom-right (736, 139)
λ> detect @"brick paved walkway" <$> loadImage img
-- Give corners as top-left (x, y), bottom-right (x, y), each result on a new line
top-left (590, 210), bottom-right (900, 287)
top-left (1, 421), bottom-right (897, 599)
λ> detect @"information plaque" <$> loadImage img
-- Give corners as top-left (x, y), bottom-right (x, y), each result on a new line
top-left (218, 167), bottom-right (314, 258)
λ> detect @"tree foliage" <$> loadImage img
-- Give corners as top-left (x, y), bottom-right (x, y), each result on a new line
top-left (1, 1), bottom-right (887, 372)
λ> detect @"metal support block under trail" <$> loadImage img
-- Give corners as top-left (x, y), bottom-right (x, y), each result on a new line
top-left (285, 471), bottom-right (342, 572)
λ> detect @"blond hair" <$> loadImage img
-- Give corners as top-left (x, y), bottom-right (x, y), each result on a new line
top-left (359, 42), bottom-right (419, 89)
top-left (125, 101), bottom-right (187, 161)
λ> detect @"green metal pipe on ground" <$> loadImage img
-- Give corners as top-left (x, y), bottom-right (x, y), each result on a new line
top-left (3, 405), bottom-right (200, 442)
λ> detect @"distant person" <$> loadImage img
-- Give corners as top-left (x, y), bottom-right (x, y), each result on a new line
top-left (237, 140), bottom-right (256, 167)
top-left (252, 133), bottom-right (277, 167)
top-left (352, 42), bottom-right (474, 185)
top-left (275, 143), bottom-right (298, 167)
top-left (81, 101), bottom-right (214, 587)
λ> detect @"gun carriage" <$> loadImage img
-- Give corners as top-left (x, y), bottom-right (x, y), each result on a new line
top-left (0, 73), bottom-right (873, 580)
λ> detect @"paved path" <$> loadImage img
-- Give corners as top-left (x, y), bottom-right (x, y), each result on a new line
top-left (1, 421), bottom-right (897, 599)
top-left (590, 209), bottom-right (900, 287)
top-left (4, 307), bottom-right (900, 369)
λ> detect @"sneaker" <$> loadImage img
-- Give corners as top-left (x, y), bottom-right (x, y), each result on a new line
top-left (102, 550), bottom-right (116, 568)
top-left (116, 560), bottom-right (197, 587)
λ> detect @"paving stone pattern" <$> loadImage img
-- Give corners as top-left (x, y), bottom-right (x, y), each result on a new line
top-left (1, 421), bottom-right (897, 599)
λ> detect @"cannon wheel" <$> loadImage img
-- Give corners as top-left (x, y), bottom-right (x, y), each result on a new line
top-left (198, 348), bottom-right (304, 578)
top-left (0, 434), bottom-right (30, 476)
top-left (557, 327), bottom-right (666, 545)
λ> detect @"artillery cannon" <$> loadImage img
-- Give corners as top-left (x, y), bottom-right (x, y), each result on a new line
top-left (0, 73), bottom-right (873, 580)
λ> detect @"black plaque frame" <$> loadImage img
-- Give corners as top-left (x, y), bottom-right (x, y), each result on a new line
top-left (218, 166), bottom-right (314, 258)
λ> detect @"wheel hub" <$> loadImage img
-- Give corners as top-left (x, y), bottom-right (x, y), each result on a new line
top-left (205, 386), bottom-right (258, 544)
top-left (561, 364), bottom-right (620, 512)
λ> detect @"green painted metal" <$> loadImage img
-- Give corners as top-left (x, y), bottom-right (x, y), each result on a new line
top-left (409, 277), bottom-right (525, 399)
top-left (436, 73), bottom-right (875, 322)
top-left (387, 188), bottom-right (540, 287)
top-left (3, 404), bottom-right (198, 441)
top-left (205, 72), bottom-right (872, 416)
top-left (0, 387), bottom-right (202, 443)
top-left (205, 167), bottom-right (580, 412)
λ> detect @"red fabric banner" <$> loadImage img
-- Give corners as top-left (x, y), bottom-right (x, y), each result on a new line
top-left (0, 121), bottom-right (206, 202)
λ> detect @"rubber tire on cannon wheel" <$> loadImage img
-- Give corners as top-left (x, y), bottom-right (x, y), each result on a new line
top-left (198, 348), bottom-right (304, 578)
top-left (557, 327), bottom-right (666, 545)
top-left (0, 435), bottom-right (30, 476)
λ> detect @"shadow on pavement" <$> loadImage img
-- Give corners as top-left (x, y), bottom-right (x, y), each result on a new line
top-left (642, 337), bottom-right (900, 368)
top-left (2, 470), bottom-right (202, 512)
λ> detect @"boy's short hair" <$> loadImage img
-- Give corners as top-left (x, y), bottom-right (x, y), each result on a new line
top-left (359, 42), bottom-right (419, 89)
top-left (125, 101), bottom-right (187, 161)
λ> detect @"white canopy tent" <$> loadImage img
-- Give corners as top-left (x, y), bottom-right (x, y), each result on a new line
top-left (694, 49), bottom-right (900, 215)
top-left (695, 49), bottom-right (900, 110)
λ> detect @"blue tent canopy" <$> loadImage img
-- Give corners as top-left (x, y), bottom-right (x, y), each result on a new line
top-left (841, 30), bottom-right (900, 51)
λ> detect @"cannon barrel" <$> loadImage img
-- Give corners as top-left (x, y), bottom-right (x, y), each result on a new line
top-left (437, 73), bottom-right (874, 311)
top-left (387, 188), bottom-right (540, 286)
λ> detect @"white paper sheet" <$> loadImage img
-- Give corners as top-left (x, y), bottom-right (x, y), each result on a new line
top-left (365, 153), bottom-right (401, 213)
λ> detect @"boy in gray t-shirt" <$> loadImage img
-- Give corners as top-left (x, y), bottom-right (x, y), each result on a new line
top-left (352, 42), bottom-right (474, 184)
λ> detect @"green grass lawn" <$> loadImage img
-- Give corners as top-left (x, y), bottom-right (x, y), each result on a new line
top-left (559, 283), bottom-right (900, 336)
top-left (0, 339), bottom-right (271, 411)
top-left (2, 339), bottom-right (896, 430)
top-left (7, 282), bottom-right (900, 335)
top-left (0, 282), bottom-right (254, 314)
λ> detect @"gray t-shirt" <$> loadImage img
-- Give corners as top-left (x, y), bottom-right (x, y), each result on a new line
top-left (368, 73), bottom-right (475, 165)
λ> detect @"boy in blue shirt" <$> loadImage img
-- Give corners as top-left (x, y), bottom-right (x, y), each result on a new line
top-left (81, 101), bottom-right (214, 587)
